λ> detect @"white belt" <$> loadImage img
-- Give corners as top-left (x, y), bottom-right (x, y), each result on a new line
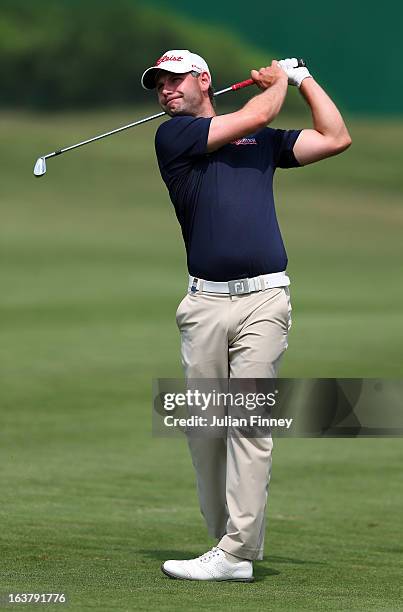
top-left (187, 272), bottom-right (290, 295)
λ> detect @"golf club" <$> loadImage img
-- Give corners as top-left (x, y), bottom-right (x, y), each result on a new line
top-left (33, 59), bottom-right (306, 177)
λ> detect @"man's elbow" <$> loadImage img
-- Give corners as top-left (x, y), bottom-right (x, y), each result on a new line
top-left (333, 133), bottom-right (352, 154)
top-left (256, 116), bottom-right (268, 131)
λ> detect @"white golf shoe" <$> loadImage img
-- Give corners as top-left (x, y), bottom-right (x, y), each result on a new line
top-left (161, 546), bottom-right (254, 582)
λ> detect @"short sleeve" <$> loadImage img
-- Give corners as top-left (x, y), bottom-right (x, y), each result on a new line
top-left (264, 127), bottom-right (302, 169)
top-left (155, 116), bottom-right (212, 176)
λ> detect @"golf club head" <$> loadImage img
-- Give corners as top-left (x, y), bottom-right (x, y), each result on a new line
top-left (33, 156), bottom-right (46, 177)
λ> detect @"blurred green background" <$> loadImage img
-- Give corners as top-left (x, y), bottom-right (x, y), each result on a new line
top-left (147, 0), bottom-right (403, 114)
top-left (1, 0), bottom-right (402, 113)
top-left (1, 1), bottom-right (402, 610)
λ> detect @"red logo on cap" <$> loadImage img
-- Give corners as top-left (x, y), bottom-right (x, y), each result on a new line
top-left (156, 54), bottom-right (184, 66)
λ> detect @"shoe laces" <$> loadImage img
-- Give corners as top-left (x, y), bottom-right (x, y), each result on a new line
top-left (198, 546), bottom-right (221, 563)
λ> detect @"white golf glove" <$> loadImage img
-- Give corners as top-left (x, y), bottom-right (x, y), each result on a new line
top-left (278, 58), bottom-right (312, 87)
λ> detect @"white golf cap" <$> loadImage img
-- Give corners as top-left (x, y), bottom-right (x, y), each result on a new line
top-left (141, 49), bottom-right (211, 90)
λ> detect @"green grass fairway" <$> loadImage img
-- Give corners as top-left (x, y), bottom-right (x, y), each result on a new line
top-left (1, 109), bottom-right (402, 610)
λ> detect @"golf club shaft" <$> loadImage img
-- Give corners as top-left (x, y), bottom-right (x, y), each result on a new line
top-left (45, 111), bottom-right (166, 159)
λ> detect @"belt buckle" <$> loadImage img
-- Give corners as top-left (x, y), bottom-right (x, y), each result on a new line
top-left (228, 278), bottom-right (250, 295)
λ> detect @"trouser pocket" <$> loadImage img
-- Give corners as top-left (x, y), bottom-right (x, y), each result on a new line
top-left (175, 293), bottom-right (189, 326)
top-left (283, 287), bottom-right (292, 331)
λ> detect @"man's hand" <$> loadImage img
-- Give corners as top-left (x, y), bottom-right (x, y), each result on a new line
top-left (278, 58), bottom-right (312, 88)
top-left (251, 60), bottom-right (288, 91)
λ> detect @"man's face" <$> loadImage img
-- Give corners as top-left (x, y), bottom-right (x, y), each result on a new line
top-left (156, 70), bottom-right (205, 117)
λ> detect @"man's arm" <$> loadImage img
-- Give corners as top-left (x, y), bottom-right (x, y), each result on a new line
top-left (279, 62), bottom-right (352, 165)
top-left (207, 61), bottom-right (288, 153)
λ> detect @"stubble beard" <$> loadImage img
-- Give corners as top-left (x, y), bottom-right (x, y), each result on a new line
top-left (164, 89), bottom-right (204, 118)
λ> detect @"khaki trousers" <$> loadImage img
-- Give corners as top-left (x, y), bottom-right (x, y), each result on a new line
top-left (176, 286), bottom-right (292, 560)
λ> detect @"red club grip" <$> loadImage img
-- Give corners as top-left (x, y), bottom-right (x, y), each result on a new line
top-left (231, 78), bottom-right (254, 90)
top-left (230, 60), bottom-right (306, 91)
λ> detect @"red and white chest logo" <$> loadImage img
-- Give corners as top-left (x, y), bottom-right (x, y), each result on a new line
top-left (230, 137), bottom-right (258, 146)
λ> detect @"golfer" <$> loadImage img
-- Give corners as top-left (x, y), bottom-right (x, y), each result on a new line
top-left (141, 50), bottom-right (351, 581)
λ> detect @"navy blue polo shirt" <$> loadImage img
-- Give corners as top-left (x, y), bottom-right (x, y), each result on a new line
top-left (155, 115), bottom-right (301, 281)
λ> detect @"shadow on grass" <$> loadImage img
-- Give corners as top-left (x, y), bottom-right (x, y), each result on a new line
top-left (266, 555), bottom-right (327, 566)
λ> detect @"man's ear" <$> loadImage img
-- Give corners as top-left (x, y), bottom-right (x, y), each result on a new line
top-left (199, 71), bottom-right (211, 92)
